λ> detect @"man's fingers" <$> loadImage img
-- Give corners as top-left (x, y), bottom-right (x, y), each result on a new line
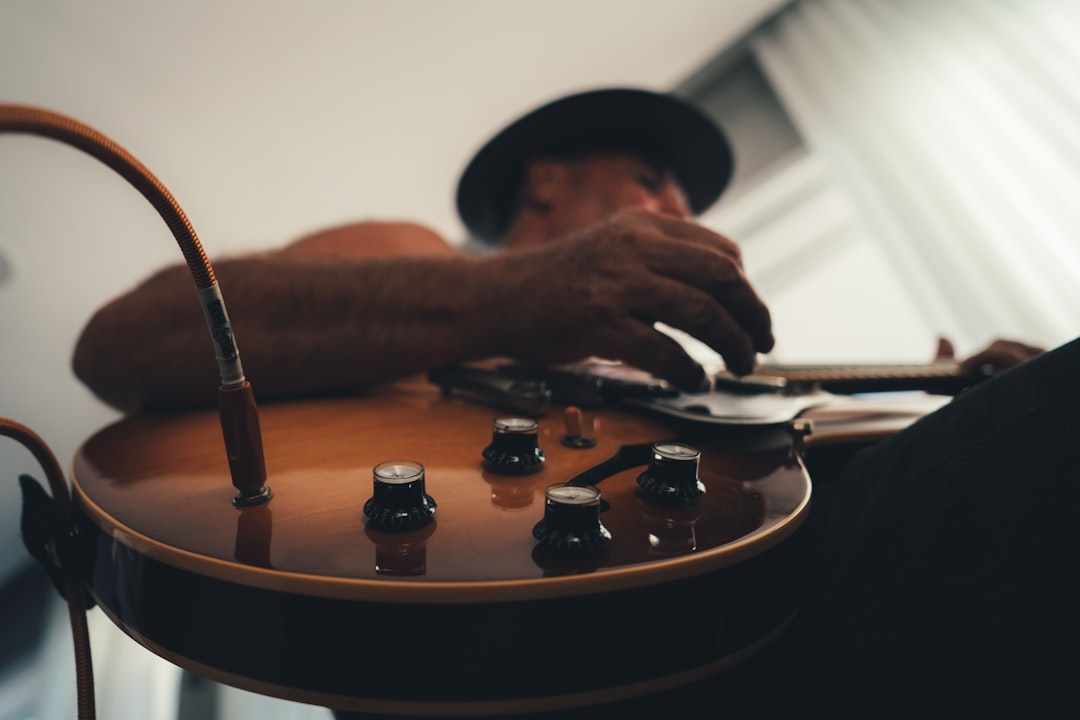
top-left (935, 336), bottom-right (956, 361)
top-left (959, 339), bottom-right (1045, 375)
top-left (504, 213), bottom-right (775, 387)
top-left (643, 212), bottom-right (745, 267)
top-left (623, 276), bottom-right (766, 375)
top-left (603, 320), bottom-right (711, 393)
top-left (629, 233), bottom-right (773, 355)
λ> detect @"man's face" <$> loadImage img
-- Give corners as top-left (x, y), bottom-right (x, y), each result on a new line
top-left (528, 153), bottom-right (693, 243)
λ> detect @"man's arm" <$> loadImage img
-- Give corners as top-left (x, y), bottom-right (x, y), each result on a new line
top-left (72, 211), bottom-right (773, 412)
top-left (72, 251), bottom-right (504, 412)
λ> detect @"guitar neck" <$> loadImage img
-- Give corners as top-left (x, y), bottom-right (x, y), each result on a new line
top-left (753, 361), bottom-right (977, 395)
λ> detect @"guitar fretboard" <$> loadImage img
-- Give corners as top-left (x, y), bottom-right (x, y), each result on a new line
top-left (758, 362), bottom-right (963, 384)
top-left (716, 361), bottom-right (979, 395)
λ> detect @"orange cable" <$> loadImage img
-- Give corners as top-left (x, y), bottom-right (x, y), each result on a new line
top-left (0, 418), bottom-right (95, 720)
top-left (0, 103), bottom-right (215, 288)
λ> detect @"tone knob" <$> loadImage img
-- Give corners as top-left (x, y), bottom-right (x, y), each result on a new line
top-left (363, 459), bottom-right (436, 531)
top-left (636, 442), bottom-right (706, 504)
top-left (482, 416), bottom-right (546, 475)
top-left (532, 483), bottom-right (611, 553)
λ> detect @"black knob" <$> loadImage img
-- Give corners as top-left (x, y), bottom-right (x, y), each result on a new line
top-left (363, 460), bottom-right (436, 531)
top-left (482, 416), bottom-right (546, 475)
top-left (532, 483), bottom-right (611, 553)
top-left (636, 442), bottom-right (705, 504)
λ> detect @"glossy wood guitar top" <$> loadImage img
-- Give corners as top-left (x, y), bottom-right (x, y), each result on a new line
top-left (71, 378), bottom-right (811, 603)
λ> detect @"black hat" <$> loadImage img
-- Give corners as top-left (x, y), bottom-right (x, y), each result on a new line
top-left (455, 87), bottom-right (733, 244)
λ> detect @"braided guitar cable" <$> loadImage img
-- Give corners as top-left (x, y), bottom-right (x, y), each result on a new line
top-left (0, 103), bottom-right (215, 288)
top-left (1, 103), bottom-right (273, 719)
top-left (0, 102), bottom-right (268, 498)
top-left (1, 418), bottom-right (95, 720)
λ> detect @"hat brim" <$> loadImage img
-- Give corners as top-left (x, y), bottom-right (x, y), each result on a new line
top-left (455, 88), bottom-right (733, 244)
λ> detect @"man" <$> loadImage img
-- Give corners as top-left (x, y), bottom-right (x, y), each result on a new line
top-left (71, 88), bottom-right (1034, 413)
top-left (72, 88), bottom-right (1071, 718)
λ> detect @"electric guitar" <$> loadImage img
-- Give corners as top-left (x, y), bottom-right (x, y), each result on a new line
top-left (69, 367), bottom-right (947, 718)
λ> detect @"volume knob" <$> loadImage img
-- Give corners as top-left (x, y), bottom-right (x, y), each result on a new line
top-left (636, 442), bottom-right (706, 504)
top-left (532, 483), bottom-right (611, 553)
top-left (363, 460), bottom-right (437, 531)
top-left (482, 416), bottom-right (546, 475)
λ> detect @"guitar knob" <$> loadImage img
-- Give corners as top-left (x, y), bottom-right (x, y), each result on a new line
top-left (363, 460), bottom-right (437, 531)
top-left (532, 483), bottom-right (611, 553)
top-left (636, 442), bottom-right (706, 504)
top-left (482, 416), bottom-right (546, 475)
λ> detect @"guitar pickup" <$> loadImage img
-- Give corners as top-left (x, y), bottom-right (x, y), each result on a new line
top-left (428, 365), bottom-right (552, 416)
top-left (495, 361), bottom-right (680, 407)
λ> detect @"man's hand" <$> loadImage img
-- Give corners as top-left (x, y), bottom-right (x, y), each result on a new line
top-left (935, 336), bottom-right (1044, 376)
top-left (478, 209), bottom-right (774, 392)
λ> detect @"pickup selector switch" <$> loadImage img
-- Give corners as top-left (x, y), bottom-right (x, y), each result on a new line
top-left (636, 442), bottom-right (706, 504)
top-left (482, 416), bottom-right (546, 475)
top-left (363, 460), bottom-right (436, 531)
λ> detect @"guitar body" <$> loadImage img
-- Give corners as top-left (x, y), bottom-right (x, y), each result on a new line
top-left (71, 377), bottom-right (813, 716)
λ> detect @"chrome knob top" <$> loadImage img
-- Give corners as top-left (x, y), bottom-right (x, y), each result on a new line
top-left (363, 459), bottom-right (437, 531)
top-left (531, 483), bottom-right (611, 554)
top-left (482, 416), bottom-right (546, 475)
top-left (636, 442), bottom-right (706, 504)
